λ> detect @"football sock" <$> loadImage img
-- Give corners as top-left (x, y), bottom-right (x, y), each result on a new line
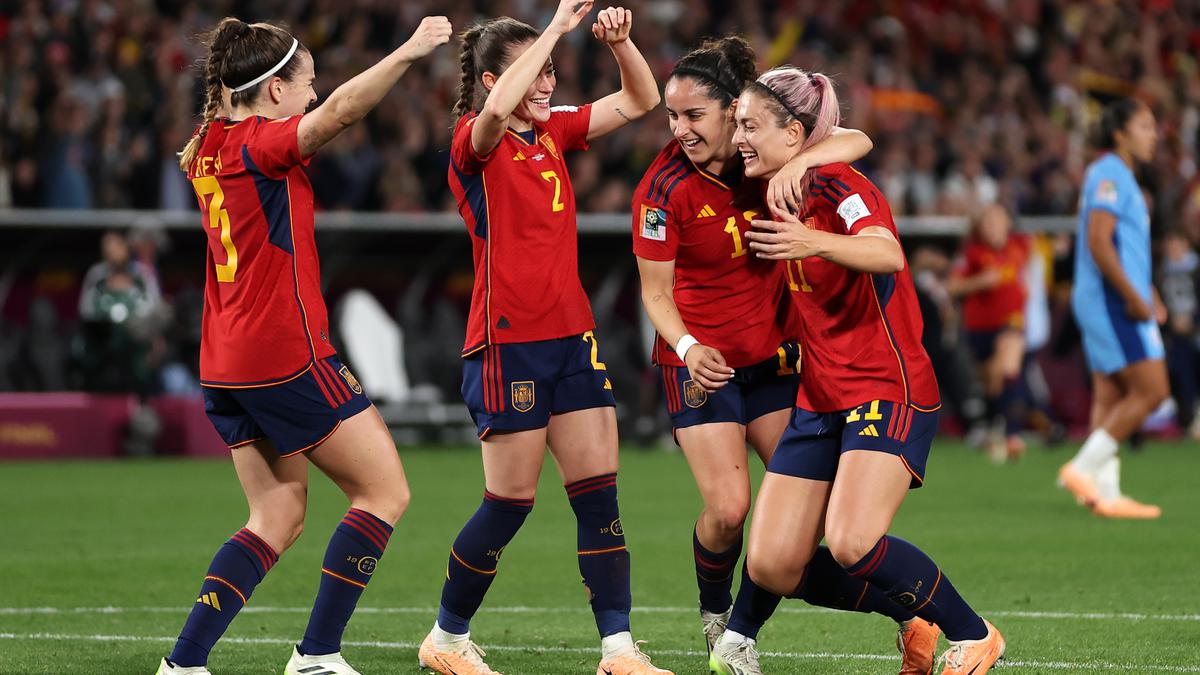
top-left (168, 528), bottom-right (278, 666)
top-left (844, 535), bottom-right (987, 641)
top-left (693, 526), bottom-right (742, 614)
top-left (436, 491), bottom-right (532, 634)
top-left (1070, 428), bottom-right (1119, 475)
top-left (567, 473), bottom-right (632, 637)
top-left (1000, 376), bottom-right (1023, 436)
top-left (1097, 455), bottom-right (1121, 501)
top-left (298, 509), bottom-right (393, 655)
top-left (792, 545), bottom-right (915, 623)
top-left (725, 563), bottom-right (783, 640)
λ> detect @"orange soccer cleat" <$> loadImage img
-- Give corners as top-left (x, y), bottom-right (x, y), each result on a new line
top-left (1092, 495), bottom-right (1162, 519)
top-left (418, 632), bottom-right (502, 675)
top-left (897, 619), bottom-right (941, 675)
top-left (596, 642), bottom-right (674, 675)
top-left (1057, 462), bottom-right (1100, 507)
top-left (937, 620), bottom-right (1005, 675)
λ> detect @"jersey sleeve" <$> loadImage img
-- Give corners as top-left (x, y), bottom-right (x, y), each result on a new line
top-left (1083, 166), bottom-right (1126, 218)
top-left (631, 178), bottom-right (680, 261)
top-left (544, 104), bottom-right (593, 152)
top-left (828, 168), bottom-right (892, 236)
top-left (245, 115), bottom-right (307, 178)
top-left (449, 115), bottom-right (495, 175)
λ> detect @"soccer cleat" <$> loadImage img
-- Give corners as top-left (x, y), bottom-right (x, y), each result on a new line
top-left (700, 606), bottom-right (732, 654)
top-left (419, 632), bottom-right (502, 675)
top-left (597, 641), bottom-right (674, 675)
top-left (1092, 495), bottom-right (1162, 519)
top-left (708, 635), bottom-right (761, 675)
top-left (1057, 462), bottom-right (1100, 506)
top-left (937, 620), bottom-right (1005, 675)
top-left (897, 619), bottom-right (940, 675)
top-left (155, 659), bottom-right (211, 675)
top-left (284, 646), bottom-right (361, 675)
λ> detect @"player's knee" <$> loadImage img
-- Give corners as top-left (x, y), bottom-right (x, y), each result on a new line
top-left (362, 479), bottom-right (411, 526)
top-left (746, 556), bottom-right (803, 596)
top-left (247, 500), bottom-right (306, 552)
top-left (705, 498), bottom-right (750, 539)
top-left (825, 529), bottom-right (879, 569)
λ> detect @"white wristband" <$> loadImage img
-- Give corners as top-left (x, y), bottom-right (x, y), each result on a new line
top-left (675, 334), bottom-right (700, 361)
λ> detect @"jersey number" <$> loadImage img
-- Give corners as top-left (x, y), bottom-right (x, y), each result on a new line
top-left (724, 209), bottom-right (760, 259)
top-left (541, 170), bottom-right (565, 213)
top-left (775, 346), bottom-right (796, 376)
top-left (582, 331), bottom-right (613, 390)
top-left (846, 400), bottom-right (884, 423)
top-left (785, 260), bottom-right (813, 293)
top-left (192, 176), bottom-right (238, 283)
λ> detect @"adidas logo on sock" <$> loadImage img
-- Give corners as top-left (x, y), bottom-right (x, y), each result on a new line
top-left (196, 592), bottom-right (221, 611)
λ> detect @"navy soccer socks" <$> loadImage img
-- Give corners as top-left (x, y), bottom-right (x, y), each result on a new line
top-left (793, 545), bottom-right (915, 623)
top-left (436, 491), bottom-right (533, 634)
top-left (168, 528), bottom-right (278, 667)
top-left (298, 508), bottom-right (393, 655)
top-left (725, 564), bottom-right (783, 640)
top-left (567, 473), bottom-right (632, 637)
top-left (694, 527), bottom-right (742, 614)
top-left (844, 535), bottom-right (987, 641)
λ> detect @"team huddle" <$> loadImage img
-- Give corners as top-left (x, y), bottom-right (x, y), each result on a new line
top-left (158, 2), bottom-right (1017, 674)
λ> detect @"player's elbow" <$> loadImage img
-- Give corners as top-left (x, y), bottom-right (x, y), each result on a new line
top-left (626, 89), bottom-right (660, 117)
top-left (478, 98), bottom-right (509, 126)
top-left (875, 246), bottom-right (906, 274)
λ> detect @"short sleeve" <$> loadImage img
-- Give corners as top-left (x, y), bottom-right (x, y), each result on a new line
top-left (245, 115), bottom-right (306, 178)
top-left (450, 115), bottom-right (495, 175)
top-left (631, 197), bottom-right (679, 261)
top-left (830, 168), bottom-right (890, 236)
top-left (1085, 170), bottom-right (1124, 217)
top-left (543, 104), bottom-right (592, 153)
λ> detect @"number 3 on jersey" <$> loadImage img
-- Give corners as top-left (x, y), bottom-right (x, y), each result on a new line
top-left (192, 176), bottom-right (238, 283)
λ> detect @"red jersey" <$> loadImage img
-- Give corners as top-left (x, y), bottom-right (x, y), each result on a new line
top-left (188, 115), bottom-right (333, 386)
top-left (449, 106), bottom-right (595, 356)
top-left (632, 141), bottom-right (797, 368)
top-left (790, 163), bottom-right (939, 412)
top-left (954, 235), bottom-right (1030, 331)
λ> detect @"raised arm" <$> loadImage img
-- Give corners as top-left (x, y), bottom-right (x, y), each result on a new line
top-left (585, 7), bottom-right (660, 141)
top-left (298, 16), bottom-right (452, 158)
top-left (636, 257), bottom-right (734, 391)
top-left (472, 0), bottom-right (594, 156)
top-left (767, 127), bottom-right (874, 215)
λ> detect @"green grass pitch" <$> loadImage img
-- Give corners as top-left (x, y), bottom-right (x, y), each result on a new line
top-left (1, 441), bottom-right (1197, 674)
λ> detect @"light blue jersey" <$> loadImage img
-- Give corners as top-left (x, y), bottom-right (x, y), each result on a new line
top-left (1071, 152), bottom-right (1163, 373)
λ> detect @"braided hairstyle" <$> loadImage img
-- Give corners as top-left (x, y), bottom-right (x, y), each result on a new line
top-left (452, 18), bottom-right (540, 119)
top-left (668, 36), bottom-right (758, 108)
top-left (178, 18), bottom-right (308, 172)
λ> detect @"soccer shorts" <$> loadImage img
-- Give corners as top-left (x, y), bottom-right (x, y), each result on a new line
top-left (204, 354), bottom-right (372, 457)
top-left (1073, 294), bottom-right (1165, 374)
top-left (661, 342), bottom-right (800, 430)
top-left (768, 400), bottom-right (938, 488)
top-left (461, 332), bottom-right (616, 439)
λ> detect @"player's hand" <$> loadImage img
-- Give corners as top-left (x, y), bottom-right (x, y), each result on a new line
top-left (1125, 296), bottom-right (1153, 322)
top-left (401, 16), bottom-right (453, 60)
top-left (1153, 294), bottom-right (1168, 324)
top-left (591, 6), bottom-right (632, 44)
top-left (684, 344), bottom-right (735, 392)
top-left (747, 210), bottom-right (826, 260)
top-left (548, 0), bottom-right (594, 36)
top-left (766, 154), bottom-right (812, 216)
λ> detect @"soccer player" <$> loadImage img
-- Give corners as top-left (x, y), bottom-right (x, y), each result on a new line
top-left (633, 38), bottom-right (937, 675)
top-left (948, 204), bottom-right (1031, 462)
top-left (419, 4), bottom-right (668, 675)
top-left (723, 67), bottom-right (1006, 675)
top-left (157, 16), bottom-right (452, 675)
top-left (1058, 99), bottom-right (1167, 519)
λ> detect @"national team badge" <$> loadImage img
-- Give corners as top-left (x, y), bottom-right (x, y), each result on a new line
top-left (357, 556), bottom-right (378, 575)
top-left (640, 204), bottom-right (668, 241)
top-left (683, 379), bottom-right (707, 408)
top-left (539, 133), bottom-right (560, 160)
top-left (511, 381), bottom-right (535, 413)
top-left (1096, 179), bottom-right (1118, 205)
top-left (339, 365), bottom-right (363, 394)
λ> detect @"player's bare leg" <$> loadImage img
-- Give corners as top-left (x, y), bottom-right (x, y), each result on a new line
top-left (1090, 360), bottom-right (1167, 518)
top-left (992, 330), bottom-right (1027, 461)
top-left (1060, 373), bottom-right (1122, 505)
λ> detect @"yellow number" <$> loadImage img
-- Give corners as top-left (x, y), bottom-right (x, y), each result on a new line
top-left (845, 400), bottom-right (884, 423)
top-left (581, 331), bottom-right (612, 390)
top-left (540, 170), bottom-right (565, 212)
top-left (775, 346), bottom-right (796, 376)
top-left (724, 217), bottom-right (747, 259)
top-left (192, 176), bottom-right (237, 283)
top-left (785, 260), bottom-right (813, 293)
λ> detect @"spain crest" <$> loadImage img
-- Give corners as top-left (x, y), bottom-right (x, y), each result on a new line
top-left (511, 381), bottom-right (535, 413)
top-left (683, 380), bottom-right (707, 408)
top-left (339, 365), bottom-right (363, 395)
top-left (539, 133), bottom-right (560, 160)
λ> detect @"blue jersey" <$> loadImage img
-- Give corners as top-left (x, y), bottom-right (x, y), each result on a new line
top-left (1072, 152), bottom-right (1152, 305)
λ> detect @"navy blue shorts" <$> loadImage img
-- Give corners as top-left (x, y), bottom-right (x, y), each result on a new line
top-left (965, 329), bottom-right (1001, 363)
top-left (768, 400), bottom-right (939, 488)
top-left (461, 332), bottom-right (617, 439)
top-left (661, 343), bottom-right (800, 430)
top-left (204, 354), bottom-right (372, 457)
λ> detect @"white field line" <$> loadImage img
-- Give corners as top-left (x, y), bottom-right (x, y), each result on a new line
top-left (2, 631), bottom-right (1199, 673)
top-left (1, 605), bottom-right (1198, 622)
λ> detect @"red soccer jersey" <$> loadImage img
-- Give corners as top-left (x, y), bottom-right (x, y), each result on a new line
top-left (632, 141), bottom-right (798, 368)
top-left (788, 163), bottom-right (939, 412)
top-left (188, 115), bottom-right (333, 386)
top-left (449, 106), bottom-right (596, 356)
top-left (954, 235), bottom-right (1030, 331)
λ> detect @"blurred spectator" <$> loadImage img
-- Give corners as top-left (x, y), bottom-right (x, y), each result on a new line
top-left (1158, 229), bottom-right (1200, 434)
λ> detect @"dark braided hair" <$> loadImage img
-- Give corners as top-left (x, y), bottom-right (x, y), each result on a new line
top-left (452, 18), bottom-right (540, 119)
top-left (669, 36), bottom-right (758, 108)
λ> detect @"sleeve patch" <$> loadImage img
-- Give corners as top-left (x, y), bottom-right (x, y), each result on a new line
top-left (639, 204), bottom-right (668, 241)
top-left (836, 193), bottom-right (871, 231)
top-left (1095, 179), bottom-right (1118, 205)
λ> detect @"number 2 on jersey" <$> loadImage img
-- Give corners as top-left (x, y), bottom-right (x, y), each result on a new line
top-left (191, 176), bottom-right (238, 283)
top-left (540, 170), bottom-right (565, 213)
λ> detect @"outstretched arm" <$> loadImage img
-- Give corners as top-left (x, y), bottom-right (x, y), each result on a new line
top-left (298, 16), bottom-right (451, 157)
top-left (586, 7), bottom-right (660, 141)
top-left (767, 127), bottom-right (874, 215)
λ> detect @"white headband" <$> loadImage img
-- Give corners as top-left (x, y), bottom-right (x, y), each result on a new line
top-left (231, 38), bottom-right (299, 92)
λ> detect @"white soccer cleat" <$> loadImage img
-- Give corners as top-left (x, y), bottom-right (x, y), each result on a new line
top-left (155, 658), bottom-right (212, 675)
top-left (285, 646), bottom-right (361, 675)
top-left (701, 607), bottom-right (732, 654)
top-left (708, 633), bottom-right (761, 675)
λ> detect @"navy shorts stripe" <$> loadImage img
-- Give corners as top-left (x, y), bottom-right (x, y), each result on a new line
top-left (1104, 285), bottom-right (1147, 363)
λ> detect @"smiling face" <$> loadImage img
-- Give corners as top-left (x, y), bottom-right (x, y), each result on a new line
top-left (732, 90), bottom-right (803, 179)
top-left (665, 75), bottom-right (738, 169)
top-left (273, 50), bottom-right (317, 117)
top-left (485, 39), bottom-right (555, 126)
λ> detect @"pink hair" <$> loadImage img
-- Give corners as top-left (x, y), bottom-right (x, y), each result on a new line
top-left (749, 67), bottom-right (841, 209)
